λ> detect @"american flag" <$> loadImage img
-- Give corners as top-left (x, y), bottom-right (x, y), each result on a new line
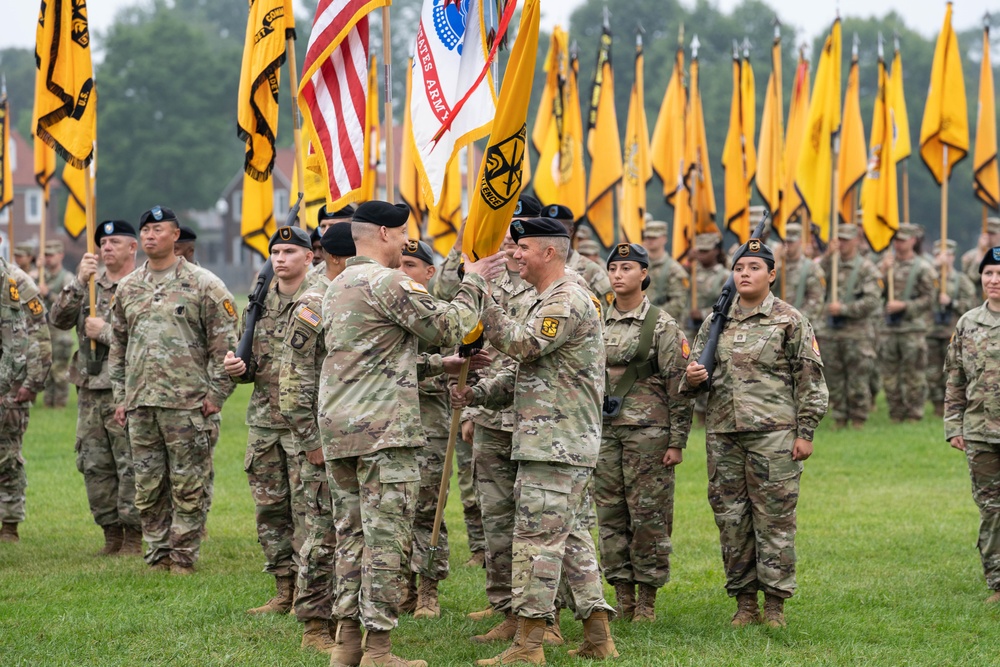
top-left (298, 0), bottom-right (388, 208)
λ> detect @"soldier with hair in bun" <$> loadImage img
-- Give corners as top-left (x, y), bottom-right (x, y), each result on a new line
top-left (597, 243), bottom-right (693, 622)
top-left (682, 238), bottom-right (827, 629)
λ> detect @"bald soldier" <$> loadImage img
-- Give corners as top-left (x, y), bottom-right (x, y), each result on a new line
top-left (774, 223), bottom-right (826, 324)
top-left (641, 220), bottom-right (690, 322)
top-left (927, 239), bottom-right (977, 416)
top-left (318, 201), bottom-right (505, 667)
top-left (40, 239), bottom-right (75, 408)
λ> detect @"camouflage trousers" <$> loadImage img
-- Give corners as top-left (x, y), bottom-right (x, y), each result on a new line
top-left (456, 434), bottom-right (486, 553)
top-left (707, 429), bottom-right (802, 599)
top-left (128, 407), bottom-right (218, 567)
top-left (411, 432), bottom-right (450, 581)
top-left (75, 388), bottom-right (139, 529)
top-left (44, 334), bottom-right (73, 408)
top-left (821, 334), bottom-right (876, 424)
top-left (473, 424), bottom-right (518, 613)
top-left (0, 406), bottom-right (29, 523)
top-left (511, 460), bottom-right (613, 621)
top-left (327, 447), bottom-right (419, 632)
top-left (964, 440), bottom-right (1000, 591)
top-left (244, 426), bottom-right (305, 577)
top-left (881, 330), bottom-right (928, 421)
top-left (925, 336), bottom-right (950, 407)
top-left (594, 425), bottom-right (675, 588)
top-left (294, 453), bottom-right (336, 622)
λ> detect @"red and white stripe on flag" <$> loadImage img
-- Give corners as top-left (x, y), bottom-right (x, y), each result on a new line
top-left (298, 0), bottom-right (389, 209)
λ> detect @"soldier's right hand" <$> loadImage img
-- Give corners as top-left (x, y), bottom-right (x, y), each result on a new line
top-left (827, 301), bottom-right (843, 316)
top-left (689, 309), bottom-right (702, 324)
top-left (463, 251), bottom-right (507, 282)
top-left (949, 436), bottom-right (966, 451)
top-left (461, 420), bottom-right (475, 443)
top-left (223, 351), bottom-right (247, 378)
top-left (114, 406), bottom-right (127, 427)
top-left (685, 361), bottom-right (708, 387)
top-left (77, 253), bottom-right (100, 283)
top-left (305, 448), bottom-right (325, 466)
top-left (450, 385), bottom-right (475, 409)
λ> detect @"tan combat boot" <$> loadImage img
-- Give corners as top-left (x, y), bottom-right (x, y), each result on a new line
top-left (731, 592), bottom-right (761, 627)
top-left (763, 593), bottom-right (786, 628)
top-left (542, 621), bottom-right (563, 646)
top-left (633, 584), bottom-right (657, 622)
top-left (567, 611), bottom-right (618, 659)
top-left (413, 577), bottom-right (440, 619)
top-left (149, 559), bottom-right (171, 572)
top-left (612, 583), bottom-right (635, 621)
top-left (471, 614), bottom-right (517, 643)
top-left (0, 522), bottom-right (19, 543)
top-left (468, 607), bottom-right (498, 621)
top-left (330, 619), bottom-right (364, 667)
top-left (465, 550), bottom-right (486, 568)
top-left (358, 630), bottom-right (427, 667)
top-left (300, 618), bottom-right (336, 653)
top-left (475, 616), bottom-right (546, 666)
top-left (97, 524), bottom-right (123, 556)
top-left (247, 575), bottom-right (295, 614)
top-left (171, 562), bottom-right (196, 575)
top-left (399, 572), bottom-right (418, 615)
top-left (119, 526), bottom-right (143, 556)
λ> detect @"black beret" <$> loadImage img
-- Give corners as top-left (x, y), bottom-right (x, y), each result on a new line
top-left (732, 238), bottom-right (775, 270)
top-left (318, 203), bottom-right (356, 224)
top-left (139, 205), bottom-right (178, 228)
top-left (268, 225), bottom-right (313, 253)
top-left (402, 239), bottom-right (434, 265)
top-left (979, 246), bottom-right (1000, 274)
top-left (510, 217), bottom-right (571, 243)
top-left (607, 243), bottom-right (649, 269)
top-left (310, 226), bottom-right (322, 244)
top-left (320, 222), bottom-right (356, 257)
top-left (177, 226), bottom-right (198, 242)
top-left (353, 201), bottom-right (409, 228)
top-left (545, 204), bottom-right (575, 221)
top-left (513, 194), bottom-right (542, 218)
top-left (95, 220), bottom-right (137, 244)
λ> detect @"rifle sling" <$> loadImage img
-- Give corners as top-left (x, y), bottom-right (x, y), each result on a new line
top-left (608, 305), bottom-right (662, 400)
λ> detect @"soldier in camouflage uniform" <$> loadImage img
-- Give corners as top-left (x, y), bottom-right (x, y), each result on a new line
top-left (110, 205), bottom-right (237, 574)
top-left (960, 218), bottom-right (1000, 285)
top-left (578, 239), bottom-right (603, 265)
top-left (598, 243), bottom-right (693, 623)
top-left (50, 221), bottom-right (141, 555)
top-left (12, 244), bottom-right (38, 283)
top-left (774, 223), bottom-right (826, 324)
top-left (881, 223), bottom-right (937, 422)
top-left (688, 233), bottom-right (729, 422)
top-left (454, 217), bottom-right (618, 665)
top-left (945, 247), bottom-right (1000, 602)
top-left (309, 204), bottom-right (356, 277)
top-left (0, 260), bottom-right (36, 543)
top-left (318, 201), bottom-right (504, 667)
top-left (542, 201), bottom-right (615, 311)
top-left (682, 239), bottom-right (827, 629)
top-left (928, 239), bottom-right (977, 416)
top-left (223, 226), bottom-right (316, 614)
top-left (818, 225), bottom-right (883, 427)
top-left (40, 240), bottom-right (75, 408)
top-left (641, 220), bottom-right (690, 322)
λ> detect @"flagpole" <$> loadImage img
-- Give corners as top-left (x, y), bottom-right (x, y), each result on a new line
top-left (382, 7), bottom-right (395, 202)
top-left (38, 191), bottom-right (47, 290)
top-left (984, 205), bottom-right (989, 234)
top-left (286, 34), bottom-right (307, 229)
top-left (901, 161), bottom-right (910, 222)
top-left (84, 155), bottom-right (97, 353)
top-left (940, 145), bottom-right (949, 298)
top-left (830, 129), bottom-right (841, 298)
top-left (466, 146), bottom-right (475, 217)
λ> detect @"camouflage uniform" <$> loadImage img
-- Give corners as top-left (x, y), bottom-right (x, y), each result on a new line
top-left (318, 256), bottom-right (488, 632)
top-left (42, 265), bottom-right (75, 407)
top-left (110, 258), bottom-right (237, 567)
top-left (927, 269), bottom-right (977, 409)
top-left (774, 256), bottom-right (826, 324)
top-left (471, 275), bottom-right (613, 621)
top-left (883, 256), bottom-right (936, 420)
top-left (49, 271), bottom-right (139, 531)
top-left (818, 253), bottom-right (883, 424)
top-left (567, 250), bottom-right (615, 313)
top-left (279, 274), bottom-right (336, 622)
top-left (689, 262), bottom-right (728, 418)
top-left (945, 304), bottom-right (1000, 590)
top-left (682, 293), bottom-right (827, 599)
top-left (962, 247), bottom-right (986, 286)
top-left (596, 298), bottom-right (692, 589)
top-left (0, 263), bottom-right (34, 526)
top-left (235, 279), bottom-right (316, 579)
top-left (645, 254), bottom-right (690, 322)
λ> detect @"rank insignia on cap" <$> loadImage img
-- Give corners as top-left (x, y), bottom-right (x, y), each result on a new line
top-left (151, 205), bottom-right (163, 221)
top-left (8, 278), bottom-right (19, 302)
top-left (103, 222), bottom-right (114, 235)
top-left (748, 239), bottom-right (761, 252)
top-left (811, 335), bottom-right (821, 358)
top-left (617, 244), bottom-right (630, 257)
top-left (222, 299), bottom-right (236, 318)
top-left (512, 220), bottom-right (525, 234)
top-left (297, 306), bottom-right (321, 327)
top-left (540, 317), bottom-right (559, 338)
top-left (549, 206), bottom-right (559, 217)
top-left (406, 240), bottom-right (419, 253)
top-left (514, 201), bottom-right (523, 216)
top-left (279, 227), bottom-right (293, 241)
top-left (27, 297), bottom-right (43, 316)
top-left (993, 248), bottom-right (1000, 262)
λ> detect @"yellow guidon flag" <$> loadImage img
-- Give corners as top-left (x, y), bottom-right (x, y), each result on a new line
top-left (919, 1), bottom-right (968, 185)
top-left (361, 55), bottom-right (381, 202)
top-left (722, 40), bottom-right (756, 244)
top-left (838, 35), bottom-right (868, 225)
top-left (756, 25), bottom-right (784, 237)
top-left (0, 82), bottom-right (12, 215)
top-left (782, 49), bottom-right (810, 226)
top-left (795, 19), bottom-right (841, 242)
top-left (584, 18), bottom-right (623, 248)
top-left (463, 0), bottom-right (540, 262)
top-left (241, 171), bottom-right (276, 258)
top-left (291, 141), bottom-right (325, 231)
top-left (428, 157), bottom-right (462, 258)
top-left (651, 37), bottom-right (685, 208)
top-left (889, 38), bottom-right (911, 164)
top-left (860, 37), bottom-right (900, 253)
top-left (620, 33), bottom-right (652, 243)
top-left (399, 57), bottom-right (426, 240)
top-left (974, 19), bottom-right (999, 212)
top-left (61, 157), bottom-right (90, 239)
top-left (237, 0), bottom-right (294, 182)
top-left (34, 0), bottom-right (97, 169)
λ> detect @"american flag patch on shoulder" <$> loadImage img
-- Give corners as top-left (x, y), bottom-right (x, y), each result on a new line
top-left (297, 306), bottom-right (321, 327)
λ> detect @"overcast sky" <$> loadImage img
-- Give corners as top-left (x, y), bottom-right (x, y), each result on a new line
top-left (0, 0), bottom-right (995, 54)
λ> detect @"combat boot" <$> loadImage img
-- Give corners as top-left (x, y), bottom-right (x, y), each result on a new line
top-left (633, 584), bottom-right (657, 622)
top-left (612, 583), bottom-right (635, 621)
top-left (471, 614), bottom-right (517, 643)
top-left (567, 611), bottom-right (618, 659)
top-left (399, 572), bottom-right (418, 615)
top-left (542, 621), bottom-right (563, 646)
top-left (97, 523), bottom-right (123, 556)
top-left (119, 526), bottom-right (143, 556)
top-left (358, 630), bottom-right (427, 667)
top-left (731, 592), bottom-right (761, 627)
top-left (763, 593), bottom-right (786, 628)
top-left (413, 577), bottom-right (440, 619)
top-left (0, 522), bottom-right (19, 543)
top-left (468, 607), bottom-right (498, 621)
top-left (248, 575), bottom-right (295, 614)
top-left (329, 619), bottom-right (364, 667)
top-left (171, 562), bottom-right (195, 575)
top-left (301, 619), bottom-right (336, 653)
top-left (475, 616), bottom-right (546, 665)
top-left (149, 559), bottom-right (171, 572)
top-left (465, 550), bottom-right (486, 568)
top-left (986, 590), bottom-right (1000, 604)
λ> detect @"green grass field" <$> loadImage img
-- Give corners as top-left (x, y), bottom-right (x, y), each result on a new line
top-left (2, 387), bottom-right (1000, 666)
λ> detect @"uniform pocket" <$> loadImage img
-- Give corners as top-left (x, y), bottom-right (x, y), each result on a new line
top-left (376, 451), bottom-right (420, 518)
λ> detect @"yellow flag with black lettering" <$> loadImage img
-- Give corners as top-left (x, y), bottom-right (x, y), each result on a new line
top-left (861, 49), bottom-right (899, 252)
top-left (974, 22), bottom-right (999, 211)
top-left (919, 2), bottom-right (968, 184)
top-left (584, 20), bottom-right (623, 248)
top-left (651, 43), bottom-right (685, 207)
top-left (242, 172), bottom-right (276, 258)
top-left (620, 35), bottom-right (652, 243)
top-left (361, 55), bottom-right (380, 202)
top-left (838, 42), bottom-right (867, 224)
top-left (782, 52), bottom-right (810, 224)
top-left (757, 29), bottom-right (784, 236)
top-left (463, 0), bottom-right (539, 261)
top-left (0, 85), bottom-right (11, 215)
